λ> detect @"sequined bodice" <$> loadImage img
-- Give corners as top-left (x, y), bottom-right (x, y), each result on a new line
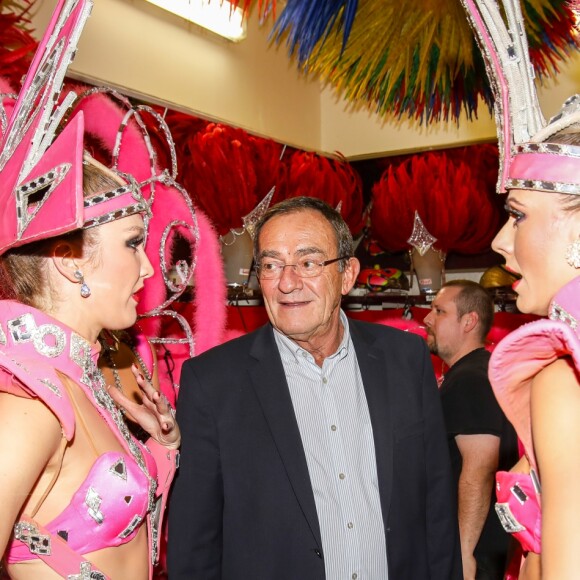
top-left (0, 300), bottom-right (157, 560)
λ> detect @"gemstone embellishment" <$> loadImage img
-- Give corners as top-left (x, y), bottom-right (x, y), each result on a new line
top-left (118, 514), bottom-right (142, 539)
top-left (14, 520), bottom-right (51, 555)
top-left (85, 487), bottom-right (104, 524)
top-left (110, 458), bottom-right (127, 480)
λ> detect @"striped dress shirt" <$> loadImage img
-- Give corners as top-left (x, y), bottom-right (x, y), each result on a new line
top-left (274, 311), bottom-right (388, 580)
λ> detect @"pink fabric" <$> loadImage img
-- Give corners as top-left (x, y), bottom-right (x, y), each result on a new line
top-left (9, 517), bottom-right (110, 579)
top-left (0, 301), bottom-right (168, 576)
top-left (7, 451), bottom-right (151, 562)
top-left (495, 470), bottom-right (542, 554)
top-left (0, 113), bottom-right (85, 254)
top-left (488, 275), bottom-right (580, 552)
top-left (489, 277), bottom-right (580, 469)
top-left (0, 0), bottom-right (88, 255)
top-left (0, 301), bottom-right (79, 439)
top-left (461, 0), bottom-right (512, 192)
top-left (83, 184), bottom-right (145, 222)
top-left (0, 1), bottom-right (145, 256)
top-left (509, 152), bottom-right (580, 187)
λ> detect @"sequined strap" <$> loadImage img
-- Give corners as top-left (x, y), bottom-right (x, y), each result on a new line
top-left (12, 518), bottom-right (110, 579)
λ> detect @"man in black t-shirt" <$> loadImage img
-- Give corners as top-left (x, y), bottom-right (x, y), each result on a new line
top-left (424, 280), bottom-right (518, 580)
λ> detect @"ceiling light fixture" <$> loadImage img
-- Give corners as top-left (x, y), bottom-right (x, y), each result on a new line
top-left (144, 0), bottom-right (246, 42)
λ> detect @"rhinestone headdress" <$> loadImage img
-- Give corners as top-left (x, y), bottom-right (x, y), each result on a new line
top-left (0, 0), bottom-right (150, 257)
top-left (460, 0), bottom-right (580, 195)
top-left (62, 85), bottom-right (201, 357)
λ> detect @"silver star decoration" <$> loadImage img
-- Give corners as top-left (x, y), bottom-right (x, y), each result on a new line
top-left (407, 211), bottom-right (437, 256)
top-left (242, 186), bottom-right (275, 240)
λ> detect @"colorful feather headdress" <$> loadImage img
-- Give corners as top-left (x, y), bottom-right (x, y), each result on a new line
top-left (460, 0), bottom-right (580, 195)
top-left (233, 0), bottom-right (578, 123)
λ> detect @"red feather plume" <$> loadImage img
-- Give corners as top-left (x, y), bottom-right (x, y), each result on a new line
top-left (371, 145), bottom-right (501, 254)
top-left (282, 150), bottom-right (366, 236)
top-left (167, 119), bottom-right (287, 236)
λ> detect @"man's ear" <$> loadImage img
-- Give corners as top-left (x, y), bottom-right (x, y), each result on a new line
top-left (463, 311), bottom-right (479, 334)
top-left (341, 257), bottom-right (361, 296)
top-left (50, 241), bottom-right (83, 284)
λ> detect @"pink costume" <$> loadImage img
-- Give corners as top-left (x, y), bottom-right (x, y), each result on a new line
top-left (0, 0), bottom-right (183, 577)
top-left (488, 276), bottom-right (580, 553)
top-left (0, 300), bottom-right (177, 578)
top-left (458, 0), bottom-right (580, 564)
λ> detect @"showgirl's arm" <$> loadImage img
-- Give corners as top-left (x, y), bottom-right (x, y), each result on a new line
top-left (0, 389), bottom-right (63, 557)
top-left (531, 358), bottom-right (580, 578)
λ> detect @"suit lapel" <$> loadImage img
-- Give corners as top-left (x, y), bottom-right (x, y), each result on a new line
top-left (350, 320), bottom-right (395, 530)
top-left (248, 325), bottom-right (323, 549)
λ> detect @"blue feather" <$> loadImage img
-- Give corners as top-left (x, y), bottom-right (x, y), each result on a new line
top-left (271, 0), bottom-right (359, 66)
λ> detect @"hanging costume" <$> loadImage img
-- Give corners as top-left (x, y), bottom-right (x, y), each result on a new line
top-left (459, 0), bottom-right (580, 559)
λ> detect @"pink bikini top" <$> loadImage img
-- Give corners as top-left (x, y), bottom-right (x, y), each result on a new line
top-left (0, 301), bottom-right (158, 562)
top-left (488, 276), bottom-right (580, 554)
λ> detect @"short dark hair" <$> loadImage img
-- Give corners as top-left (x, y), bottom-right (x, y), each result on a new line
top-left (442, 279), bottom-right (494, 340)
top-left (253, 196), bottom-right (353, 270)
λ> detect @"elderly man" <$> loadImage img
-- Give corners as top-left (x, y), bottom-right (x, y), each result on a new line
top-left (168, 197), bottom-right (461, 580)
top-left (424, 280), bottom-right (518, 580)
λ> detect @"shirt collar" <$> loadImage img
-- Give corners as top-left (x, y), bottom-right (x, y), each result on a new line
top-left (273, 309), bottom-right (351, 363)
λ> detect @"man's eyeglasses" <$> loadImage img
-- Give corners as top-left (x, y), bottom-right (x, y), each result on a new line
top-left (255, 256), bottom-right (351, 280)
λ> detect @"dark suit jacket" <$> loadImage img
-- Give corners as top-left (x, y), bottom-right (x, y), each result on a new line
top-left (168, 319), bottom-right (461, 579)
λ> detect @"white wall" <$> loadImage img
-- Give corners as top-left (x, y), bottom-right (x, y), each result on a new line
top-left (321, 50), bottom-right (580, 159)
top-left (31, 0), bottom-right (580, 158)
top-left (31, 0), bottom-right (322, 150)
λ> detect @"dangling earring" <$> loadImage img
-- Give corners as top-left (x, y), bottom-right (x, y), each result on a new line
top-left (74, 269), bottom-right (91, 298)
top-left (565, 239), bottom-right (580, 269)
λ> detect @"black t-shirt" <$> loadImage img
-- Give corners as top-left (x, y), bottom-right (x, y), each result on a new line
top-left (440, 348), bottom-right (518, 564)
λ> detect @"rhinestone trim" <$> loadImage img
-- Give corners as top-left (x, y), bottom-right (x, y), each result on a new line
top-left (14, 520), bottom-right (51, 555)
top-left (506, 177), bottom-right (580, 195)
top-left (83, 201), bottom-right (148, 229)
top-left (549, 302), bottom-right (578, 330)
top-left (109, 458), bottom-right (127, 480)
top-left (83, 184), bottom-right (132, 207)
top-left (85, 487), bottom-right (104, 524)
top-left (67, 561), bottom-right (107, 580)
top-left (40, 378), bottom-right (62, 397)
top-left (8, 313), bottom-right (36, 342)
top-left (118, 513), bottom-right (142, 539)
top-left (495, 502), bottom-right (526, 534)
top-left (513, 142), bottom-right (580, 158)
top-left (32, 324), bottom-right (66, 358)
top-left (15, 164), bottom-right (71, 238)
